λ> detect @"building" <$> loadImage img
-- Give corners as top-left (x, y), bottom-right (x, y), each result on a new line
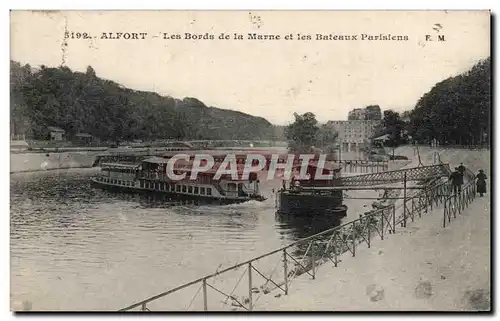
top-left (73, 133), bottom-right (94, 145)
top-left (327, 120), bottom-right (381, 152)
top-left (347, 108), bottom-right (366, 120)
top-left (348, 106), bottom-right (382, 121)
top-left (47, 126), bottom-right (65, 141)
top-left (365, 105), bottom-right (382, 120)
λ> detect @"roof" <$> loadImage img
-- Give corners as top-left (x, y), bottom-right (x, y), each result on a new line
top-left (101, 163), bottom-right (140, 169)
top-left (292, 161), bottom-right (342, 171)
top-left (75, 133), bottom-right (93, 137)
top-left (47, 126), bottom-right (65, 132)
top-left (142, 156), bottom-right (171, 164)
top-left (373, 134), bottom-right (391, 141)
top-left (162, 149), bottom-right (292, 158)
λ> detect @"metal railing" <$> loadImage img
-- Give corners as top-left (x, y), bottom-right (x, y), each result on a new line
top-left (414, 143), bottom-right (490, 151)
top-left (334, 160), bottom-right (389, 173)
top-left (119, 205), bottom-right (397, 312)
top-left (119, 171), bottom-right (450, 312)
top-left (443, 169), bottom-right (477, 228)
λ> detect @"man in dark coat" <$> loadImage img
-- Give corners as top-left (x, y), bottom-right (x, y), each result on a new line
top-left (449, 167), bottom-right (463, 195)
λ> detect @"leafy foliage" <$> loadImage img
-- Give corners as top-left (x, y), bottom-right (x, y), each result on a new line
top-left (408, 57), bottom-right (490, 145)
top-left (382, 110), bottom-right (406, 147)
top-left (316, 122), bottom-right (339, 153)
top-left (285, 112), bottom-right (321, 153)
top-left (10, 61), bottom-right (275, 142)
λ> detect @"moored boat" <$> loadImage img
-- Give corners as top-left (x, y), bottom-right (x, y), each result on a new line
top-left (276, 162), bottom-right (347, 218)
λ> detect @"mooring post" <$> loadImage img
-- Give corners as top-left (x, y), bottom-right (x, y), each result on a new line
top-left (283, 249), bottom-right (289, 295)
top-left (248, 262), bottom-right (253, 311)
top-left (202, 278), bottom-right (208, 311)
top-left (141, 303), bottom-right (147, 312)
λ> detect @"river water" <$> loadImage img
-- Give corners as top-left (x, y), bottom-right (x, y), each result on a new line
top-left (10, 167), bottom-right (375, 311)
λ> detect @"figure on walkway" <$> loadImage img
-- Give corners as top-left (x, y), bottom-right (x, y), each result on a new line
top-left (458, 163), bottom-right (466, 183)
top-left (476, 170), bottom-right (487, 197)
top-left (449, 167), bottom-right (463, 195)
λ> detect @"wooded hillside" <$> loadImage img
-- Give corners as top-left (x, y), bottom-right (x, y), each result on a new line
top-left (10, 61), bottom-right (277, 142)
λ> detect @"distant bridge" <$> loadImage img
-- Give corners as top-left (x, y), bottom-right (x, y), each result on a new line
top-left (339, 163), bottom-right (451, 187)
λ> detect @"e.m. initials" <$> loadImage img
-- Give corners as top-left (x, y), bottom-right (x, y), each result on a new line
top-left (425, 34), bottom-right (446, 42)
top-left (426, 23), bottom-right (445, 42)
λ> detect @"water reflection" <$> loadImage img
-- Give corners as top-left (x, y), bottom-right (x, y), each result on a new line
top-left (275, 212), bottom-right (343, 256)
top-left (11, 170), bottom-right (309, 310)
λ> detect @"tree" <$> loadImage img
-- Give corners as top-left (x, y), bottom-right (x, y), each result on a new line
top-left (10, 61), bottom-right (278, 142)
top-left (409, 57), bottom-right (490, 146)
top-left (86, 65), bottom-right (96, 77)
top-left (285, 112), bottom-right (319, 153)
top-left (382, 110), bottom-right (406, 147)
top-left (316, 122), bottom-right (339, 152)
top-left (365, 105), bottom-right (382, 120)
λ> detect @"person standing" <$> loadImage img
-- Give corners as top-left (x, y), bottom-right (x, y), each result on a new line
top-left (449, 167), bottom-right (463, 195)
top-left (476, 170), bottom-right (487, 197)
top-left (458, 163), bottom-right (466, 183)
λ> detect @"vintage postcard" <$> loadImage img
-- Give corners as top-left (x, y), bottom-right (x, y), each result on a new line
top-left (10, 10), bottom-right (491, 312)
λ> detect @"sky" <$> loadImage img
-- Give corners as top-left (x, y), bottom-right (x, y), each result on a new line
top-left (10, 11), bottom-right (490, 125)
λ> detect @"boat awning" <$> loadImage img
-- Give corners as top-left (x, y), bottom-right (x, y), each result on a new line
top-left (142, 156), bottom-right (171, 164)
top-left (101, 163), bottom-right (141, 169)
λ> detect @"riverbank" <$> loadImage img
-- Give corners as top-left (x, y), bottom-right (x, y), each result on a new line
top-left (10, 152), bottom-right (99, 173)
top-left (255, 148), bottom-right (490, 311)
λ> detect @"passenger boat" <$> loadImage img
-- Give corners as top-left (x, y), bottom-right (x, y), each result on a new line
top-left (90, 154), bottom-right (267, 204)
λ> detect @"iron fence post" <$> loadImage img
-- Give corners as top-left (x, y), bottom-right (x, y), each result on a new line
top-left (248, 263), bottom-right (253, 311)
top-left (283, 249), bottom-right (288, 295)
top-left (403, 172), bottom-right (407, 227)
top-left (443, 201), bottom-right (447, 228)
top-left (367, 217), bottom-right (371, 248)
top-left (333, 231), bottom-right (338, 267)
top-left (392, 205), bottom-right (396, 234)
top-left (429, 188), bottom-right (433, 210)
top-left (352, 222), bottom-right (356, 257)
top-left (202, 278), bottom-right (208, 311)
top-left (311, 241), bottom-right (316, 279)
top-left (380, 209), bottom-right (384, 240)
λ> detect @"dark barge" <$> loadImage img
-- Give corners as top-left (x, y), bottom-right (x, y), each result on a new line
top-left (276, 163), bottom-right (347, 218)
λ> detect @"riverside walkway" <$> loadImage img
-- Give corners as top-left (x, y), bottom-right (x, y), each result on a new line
top-left (256, 148), bottom-right (490, 311)
top-left (121, 147), bottom-right (488, 311)
top-left (257, 191), bottom-right (490, 311)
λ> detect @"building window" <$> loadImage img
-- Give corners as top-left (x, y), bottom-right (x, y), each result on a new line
top-left (200, 187), bottom-right (206, 195)
top-left (207, 188), bottom-right (212, 196)
top-left (188, 186), bottom-right (193, 193)
top-left (140, 180), bottom-right (144, 188)
top-left (176, 185), bottom-right (181, 192)
top-left (182, 185), bottom-right (187, 193)
top-left (194, 186), bottom-right (199, 194)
